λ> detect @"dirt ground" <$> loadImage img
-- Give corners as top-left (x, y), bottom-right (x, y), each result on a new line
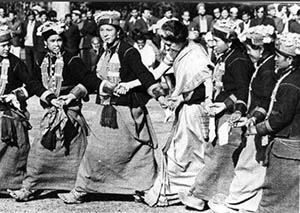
top-left (0, 96), bottom-right (215, 213)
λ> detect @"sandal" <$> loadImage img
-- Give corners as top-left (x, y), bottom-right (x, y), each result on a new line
top-left (57, 189), bottom-right (85, 204)
top-left (7, 188), bottom-right (39, 202)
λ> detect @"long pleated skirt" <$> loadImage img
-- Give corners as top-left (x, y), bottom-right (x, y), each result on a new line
top-left (74, 105), bottom-right (158, 194)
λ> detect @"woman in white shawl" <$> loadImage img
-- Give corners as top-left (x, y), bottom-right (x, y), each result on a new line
top-left (135, 20), bottom-right (214, 207)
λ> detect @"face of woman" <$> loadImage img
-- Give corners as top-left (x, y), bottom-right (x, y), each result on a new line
top-left (275, 52), bottom-right (291, 72)
top-left (245, 44), bottom-right (262, 64)
top-left (162, 39), bottom-right (184, 60)
top-left (221, 9), bottom-right (229, 19)
top-left (45, 34), bottom-right (63, 55)
top-left (213, 36), bottom-right (229, 55)
top-left (99, 24), bottom-right (118, 45)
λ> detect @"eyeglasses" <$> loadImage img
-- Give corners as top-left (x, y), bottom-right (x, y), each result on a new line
top-left (257, 10), bottom-right (264, 13)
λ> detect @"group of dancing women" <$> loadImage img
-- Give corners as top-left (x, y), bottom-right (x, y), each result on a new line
top-left (0, 9), bottom-right (298, 213)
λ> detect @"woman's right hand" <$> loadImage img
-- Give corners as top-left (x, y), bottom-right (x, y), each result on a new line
top-left (114, 83), bottom-right (131, 95)
top-left (50, 98), bottom-right (64, 108)
top-left (210, 102), bottom-right (226, 115)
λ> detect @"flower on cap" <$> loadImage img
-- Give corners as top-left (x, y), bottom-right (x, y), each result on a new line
top-left (239, 25), bottom-right (275, 46)
top-left (212, 19), bottom-right (237, 40)
top-left (37, 21), bottom-right (65, 36)
top-left (276, 33), bottom-right (300, 56)
top-left (96, 10), bottom-right (120, 27)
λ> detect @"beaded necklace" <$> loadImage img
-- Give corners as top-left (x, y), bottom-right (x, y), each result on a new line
top-left (41, 52), bottom-right (64, 97)
top-left (0, 58), bottom-right (9, 96)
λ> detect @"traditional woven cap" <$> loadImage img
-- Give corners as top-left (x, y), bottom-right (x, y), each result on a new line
top-left (36, 21), bottom-right (65, 40)
top-left (239, 25), bottom-right (275, 46)
top-left (72, 10), bottom-right (81, 15)
top-left (275, 33), bottom-right (300, 57)
top-left (0, 25), bottom-right (11, 43)
top-left (96, 10), bottom-right (120, 27)
top-left (212, 19), bottom-right (237, 40)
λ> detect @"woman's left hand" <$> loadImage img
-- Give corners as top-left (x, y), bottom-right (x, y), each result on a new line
top-left (167, 95), bottom-right (184, 111)
top-left (114, 83), bottom-right (130, 95)
top-left (58, 93), bottom-right (76, 106)
top-left (229, 111), bottom-right (242, 124)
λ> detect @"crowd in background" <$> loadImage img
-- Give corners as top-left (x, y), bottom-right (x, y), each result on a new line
top-left (0, 2), bottom-right (298, 213)
top-left (0, 2), bottom-right (300, 74)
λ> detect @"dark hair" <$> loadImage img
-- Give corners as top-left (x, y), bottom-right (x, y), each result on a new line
top-left (8, 10), bottom-right (17, 16)
top-left (241, 10), bottom-right (251, 16)
top-left (297, 9), bottom-right (300, 16)
top-left (141, 6), bottom-right (151, 14)
top-left (162, 6), bottom-right (173, 14)
top-left (26, 10), bottom-right (35, 18)
top-left (278, 4), bottom-right (287, 12)
top-left (39, 10), bottom-right (48, 17)
top-left (134, 32), bottom-right (146, 42)
top-left (221, 6), bottom-right (229, 12)
top-left (48, 10), bottom-right (57, 19)
top-left (161, 20), bottom-right (188, 43)
top-left (65, 13), bottom-right (71, 19)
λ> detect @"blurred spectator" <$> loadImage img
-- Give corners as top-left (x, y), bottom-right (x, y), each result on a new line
top-left (289, 9), bottom-right (300, 34)
top-left (72, 10), bottom-right (83, 28)
top-left (181, 10), bottom-right (198, 31)
top-left (238, 9), bottom-right (252, 34)
top-left (250, 5), bottom-right (276, 28)
top-left (35, 10), bottom-right (48, 61)
top-left (277, 4), bottom-right (289, 32)
top-left (22, 10), bottom-right (38, 75)
top-left (135, 6), bottom-right (156, 37)
top-left (229, 7), bottom-right (243, 27)
top-left (0, 7), bottom-right (6, 26)
top-left (267, 4), bottom-right (284, 33)
top-left (64, 13), bottom-right (81, 56)
top-left (7, 10), bottom-right (23, 58)
top-left (133, 32), bottom-right (156, 71)
top-left (155, 5), bottom-right (178, 34)
top-left (86, 36), bottom-right (101, 72)
top-left (81, 11), bottom-right (87, 22)
top-left (220, 7), bottom-right (230, 21)
top-left (210, 7), bottom-right (221, 30)
top-left (80, 9), bottom-right (97, 64)
top-left (193, 3), bottom-right (213, 36)
top-left (213, 7), bottom-right (221, 21)
top-left (48, 10), bottom-right (57, 22)
top-left (124, 6), bottom-right (140, 44)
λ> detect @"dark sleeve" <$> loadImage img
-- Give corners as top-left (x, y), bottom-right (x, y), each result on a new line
top-left (123, 48), bottom-right (156, 89)
top-left (81, 21), bottom-right (97, 35)
top-left (14, 59), bottom-right (47, 97)
top-left (134, 20), bottom-right (148, 34)
top-left (256, 84), bottom-right (300, 135)
top-left (226, 58), bottom-right (251, 114)
top-left (68, 56), bottom-right (102, 93)
top-left (252, 69), bottom-right (276, 123)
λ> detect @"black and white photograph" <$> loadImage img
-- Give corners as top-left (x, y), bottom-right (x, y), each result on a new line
top-left (0, 1), bottom-right (298, 212)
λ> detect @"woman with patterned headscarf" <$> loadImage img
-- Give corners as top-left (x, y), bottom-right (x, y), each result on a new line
top-left (8, 21), bottom-right (115, 201)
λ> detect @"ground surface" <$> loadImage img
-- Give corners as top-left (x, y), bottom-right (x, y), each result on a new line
top-left (0, 96), bottom-right (215, 213)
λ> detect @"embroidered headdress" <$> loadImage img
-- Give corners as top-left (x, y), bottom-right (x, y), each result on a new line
top-left (239, 25), bottom-right (275, 46)
top-left (0, 25), bottom-right (12, 43)
top-left (96, 10), bottom-right (120, 27)
top-left (37, 21), bottom-right (65, 40)
top-left (275, 33), bottom-right (300, 57)
top-left (212, 19), bottom-right (237, 41)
